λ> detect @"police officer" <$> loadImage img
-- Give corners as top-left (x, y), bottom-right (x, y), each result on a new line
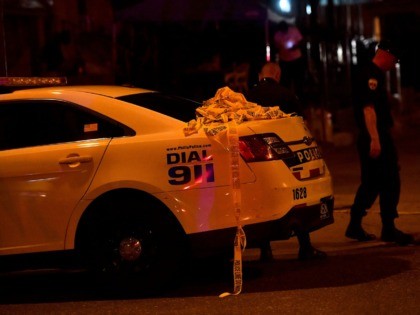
top-left (246, 62), bottom-right (303, 116)
top-left (345, 40), bottom-right (414, 245)
top-left (248, 62), bottom-right (326, 260)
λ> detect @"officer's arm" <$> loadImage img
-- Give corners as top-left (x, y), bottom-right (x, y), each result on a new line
top-left (363, 105), bottom-right (381, 158)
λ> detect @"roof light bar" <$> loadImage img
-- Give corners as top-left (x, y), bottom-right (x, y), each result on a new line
top-left (0, 77), bottom-right (67, 86)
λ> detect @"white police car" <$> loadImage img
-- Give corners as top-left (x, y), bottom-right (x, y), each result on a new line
top-left (0, 78), bottom-right (333, 283)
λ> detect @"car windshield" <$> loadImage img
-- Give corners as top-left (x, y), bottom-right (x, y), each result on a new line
top-left (117, 92), bottom-right (201, 122)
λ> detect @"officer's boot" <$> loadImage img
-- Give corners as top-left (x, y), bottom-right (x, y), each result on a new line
top-left (345, 211), bottom-right (376, 241)
top-left (381, 217), bottom-right (414, 246)
top-left (297, 231), bottom-right (327, 260)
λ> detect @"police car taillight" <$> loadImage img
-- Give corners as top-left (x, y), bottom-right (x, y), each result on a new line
top-left (0, 77), bottom-right (67, 86)
top-left (239, 133), bottom-right (293, 162)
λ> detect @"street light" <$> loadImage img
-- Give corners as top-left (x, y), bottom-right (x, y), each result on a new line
top-left (278, 0), bottom-right (292, 13)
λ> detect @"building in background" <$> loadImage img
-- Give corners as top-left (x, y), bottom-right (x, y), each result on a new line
top-left (0, 0), bottom-right (419, 138)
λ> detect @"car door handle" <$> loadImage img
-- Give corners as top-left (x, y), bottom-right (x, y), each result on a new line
top-left (59, 155), bottom-right (93, 165)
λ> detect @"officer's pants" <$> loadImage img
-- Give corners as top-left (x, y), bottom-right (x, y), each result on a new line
top-left (351, 133), bottom-right (400, 221)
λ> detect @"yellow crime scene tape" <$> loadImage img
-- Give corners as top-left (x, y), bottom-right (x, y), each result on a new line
top-left (183, 86), bottom-right (290, 297)
top-left (218, 121), bottom-right (246, 298)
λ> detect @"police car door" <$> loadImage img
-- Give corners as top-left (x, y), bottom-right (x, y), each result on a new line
top-left (0, 100), bottom-right (121, 255)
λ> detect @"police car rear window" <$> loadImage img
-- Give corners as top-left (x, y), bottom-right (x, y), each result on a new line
top-left (117, 92), bottom-right (200, 122)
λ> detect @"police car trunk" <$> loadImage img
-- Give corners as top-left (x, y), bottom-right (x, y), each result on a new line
top-left (190, 115), bottom-right (334, 254)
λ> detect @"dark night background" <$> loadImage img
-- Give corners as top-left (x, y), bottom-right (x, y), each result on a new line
top-left (0, 0), bottom-right (419, 140)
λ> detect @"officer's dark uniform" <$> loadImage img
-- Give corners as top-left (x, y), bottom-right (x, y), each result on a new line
top-left (352, 61), bottom-right (399, 221)
top-left (346, 40), bottom-right (413, 245)
top-left (246, 77), bottom-right (303, 116)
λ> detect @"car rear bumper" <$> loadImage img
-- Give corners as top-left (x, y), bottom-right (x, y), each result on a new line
top-left (188, 196), bottom-right (334, 257)
top-left (255, 195), bottom-right (334, 242)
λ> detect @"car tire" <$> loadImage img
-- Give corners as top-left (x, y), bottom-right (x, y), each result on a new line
top-left (78, 196), bottom-right (187, 289)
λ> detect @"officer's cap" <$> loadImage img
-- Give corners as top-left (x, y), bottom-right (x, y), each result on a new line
top-left (377, 40), bottom-right (400, 60)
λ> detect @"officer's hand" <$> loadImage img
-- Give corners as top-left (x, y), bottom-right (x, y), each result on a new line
top-left (370, 138), bottom-right (381, 158)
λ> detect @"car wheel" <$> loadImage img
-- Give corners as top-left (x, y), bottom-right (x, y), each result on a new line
top-left (78, 197), bottom-right (187, 287)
